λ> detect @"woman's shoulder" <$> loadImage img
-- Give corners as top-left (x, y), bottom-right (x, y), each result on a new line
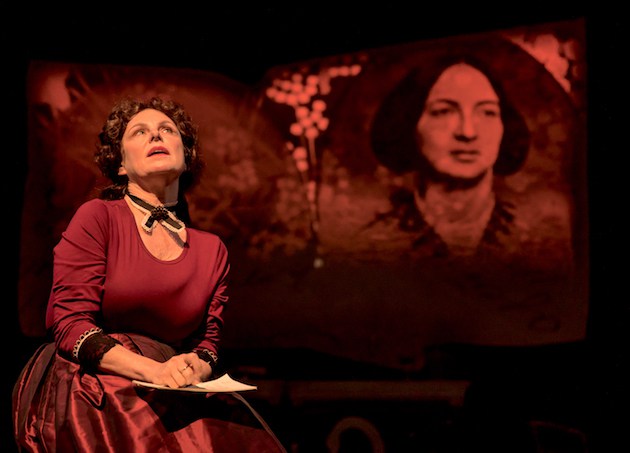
top-left (77, 197), bottom-right (125, 209)
top-left (188, 228), bottom-right (225, 244)
top-left (187, 228), bottom-right (229, 255)
top-left (66, 198), bottom-right (127, 230)
top-left (72, 198), bottom-right (126, 218)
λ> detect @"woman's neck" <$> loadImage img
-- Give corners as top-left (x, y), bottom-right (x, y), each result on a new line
top-left (126, 181), bottom-right (179, 207)
top-left (415, 171), bottom-right (494, 224)
top-left (414, 172), bottom-right (496, 255)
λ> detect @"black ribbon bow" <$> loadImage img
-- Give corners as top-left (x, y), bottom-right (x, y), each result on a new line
top-left (126, 193), bottom-right (184, 232)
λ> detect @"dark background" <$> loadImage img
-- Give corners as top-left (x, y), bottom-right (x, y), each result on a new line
top-left (3, 7), bottom-right (623, 452)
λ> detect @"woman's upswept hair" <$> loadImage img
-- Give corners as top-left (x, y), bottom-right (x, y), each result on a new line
top-left (95, 96), bottom-right (204, 200)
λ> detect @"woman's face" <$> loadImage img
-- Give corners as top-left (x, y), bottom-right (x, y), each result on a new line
top-left (118, 108), bottom-right (186, 185)
top-left (416, 63), bottom-right (503, 179)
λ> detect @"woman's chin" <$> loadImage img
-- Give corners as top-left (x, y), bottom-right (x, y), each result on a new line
top-left (435, 167), bottom-right (486, 181)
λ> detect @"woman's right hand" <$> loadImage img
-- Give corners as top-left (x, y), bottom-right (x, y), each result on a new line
top-left (149, 352), bottom-right (210, 388)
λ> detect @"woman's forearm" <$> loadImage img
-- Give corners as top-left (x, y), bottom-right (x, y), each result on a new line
top-left (97, 344), bottom-right (159, 381)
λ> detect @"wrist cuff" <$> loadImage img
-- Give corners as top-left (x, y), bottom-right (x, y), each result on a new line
top-left (195, 349), bottom-right (218, 369)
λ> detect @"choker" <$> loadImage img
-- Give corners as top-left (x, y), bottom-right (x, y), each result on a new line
top-left (126, 193), bottom-right (185, 234)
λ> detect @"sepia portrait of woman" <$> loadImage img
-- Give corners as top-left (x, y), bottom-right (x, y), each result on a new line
top-left (369, 50), bottom-right (531, 258)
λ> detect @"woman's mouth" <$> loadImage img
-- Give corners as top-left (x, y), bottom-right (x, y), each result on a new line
top-left (148, 146), bottom-right (169, 156)
top-left (450, 149), bottom-right (480, 163)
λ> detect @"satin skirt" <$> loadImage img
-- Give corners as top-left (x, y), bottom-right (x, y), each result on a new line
top-left (12, 334), bottom-right (286, 453)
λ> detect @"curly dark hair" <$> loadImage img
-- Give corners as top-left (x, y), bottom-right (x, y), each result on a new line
top-left (95, 96), bottom-right (204, 200)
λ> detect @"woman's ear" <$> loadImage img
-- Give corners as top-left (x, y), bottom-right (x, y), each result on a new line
top-left (118, 165), bottom-right (127, 176)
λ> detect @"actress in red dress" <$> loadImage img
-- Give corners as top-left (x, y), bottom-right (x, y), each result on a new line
top-left (13, 96), bottom-right (285, 452)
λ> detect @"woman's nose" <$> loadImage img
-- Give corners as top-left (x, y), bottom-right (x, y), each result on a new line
top-left (454, 113), bottom-right (477, 142)
top-left (150, 129), bottom-right (162, 142)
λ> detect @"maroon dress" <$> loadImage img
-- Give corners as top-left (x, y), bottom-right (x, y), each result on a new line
top-left (13, 199), bottom-right (285, 452)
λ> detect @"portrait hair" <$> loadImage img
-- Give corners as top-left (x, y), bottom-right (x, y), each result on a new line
top-left (370, 40), bottom-right (531, 177)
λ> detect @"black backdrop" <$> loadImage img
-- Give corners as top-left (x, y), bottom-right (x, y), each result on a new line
top-left (4, 6), bottom-right (625, 452)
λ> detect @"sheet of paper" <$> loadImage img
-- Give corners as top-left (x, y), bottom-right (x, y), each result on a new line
top-left (132, 373), bottom-right (257, 393)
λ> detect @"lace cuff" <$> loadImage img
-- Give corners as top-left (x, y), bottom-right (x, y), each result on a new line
top-left (72, 327), bottom-right (103, 359)
top-left (75, 330), bottom-right (121, 370)
top-left (195, 348), bottom-right (218, 373)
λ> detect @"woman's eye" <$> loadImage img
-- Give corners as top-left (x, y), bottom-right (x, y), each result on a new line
top-left (429, 107), bottom-right (454, 117)
top-left (133, 129), bottom-right (146, 136)
top-left (482, 110), bottom-right (500, 119)
top-left (161, 126), bottom-right (176, 134)
top-left (476, 103), bottom-right (501, 118)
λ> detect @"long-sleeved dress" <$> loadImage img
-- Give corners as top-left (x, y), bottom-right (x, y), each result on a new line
top-left (13, 198), bottom-right (285, 452)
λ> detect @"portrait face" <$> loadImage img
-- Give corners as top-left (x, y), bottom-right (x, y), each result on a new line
top-left (119, 108), bottom-right (186, 184)
top-left (416, 63), bottom-right (503, 179)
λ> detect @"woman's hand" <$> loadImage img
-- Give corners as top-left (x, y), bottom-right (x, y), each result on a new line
top-left (150, 352), bottom-right (212, 388)
top-left (98, 345), bottom-right (212, 388)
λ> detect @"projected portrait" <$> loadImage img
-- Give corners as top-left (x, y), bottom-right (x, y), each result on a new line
top-left (303, 33), bottom-right (583, 271)
top-left (245, 24), bottom-right (588, 367)
top-left (369, 52), bottom-right (531, 258)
